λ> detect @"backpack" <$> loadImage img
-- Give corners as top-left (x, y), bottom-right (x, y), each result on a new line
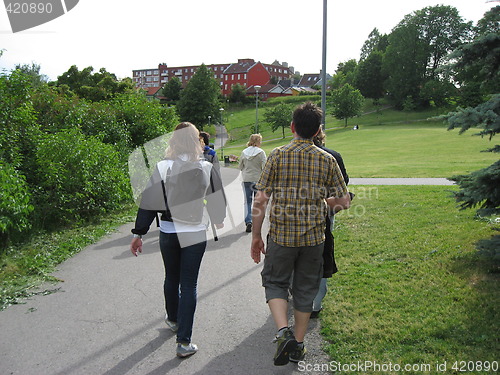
top-left (162, 158), bottom-right (210, 225)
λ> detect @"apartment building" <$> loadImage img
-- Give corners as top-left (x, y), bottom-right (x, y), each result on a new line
top-left (132, 58), bottom-right (294, 96)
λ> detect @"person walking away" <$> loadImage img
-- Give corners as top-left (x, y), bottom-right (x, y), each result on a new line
top-left (130, 122), bottom-right (226, 358)
top-left (311, 129), bottom-right (351, 318)
top-left (251, 102), bottom-right (351, 366)
top-left (200, 131), bottom-right (220, 172)
top-left (239, 134), bottom-right (266, 233)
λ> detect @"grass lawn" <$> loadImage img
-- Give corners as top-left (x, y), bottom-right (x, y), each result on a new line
top-left (322, 185), bottom-right (498, 374)
top-left (221, 104), bottom-right (497, 178)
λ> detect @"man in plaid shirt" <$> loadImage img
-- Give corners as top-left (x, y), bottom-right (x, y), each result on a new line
top-left (251, 102), bottom-right (351, 366)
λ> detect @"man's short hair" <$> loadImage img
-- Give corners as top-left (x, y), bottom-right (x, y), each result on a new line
top-left (292, 102), bottom-right (323, 139)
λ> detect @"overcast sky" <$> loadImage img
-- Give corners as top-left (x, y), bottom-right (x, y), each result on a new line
top-left (0, 0), bottom-right (496, 81)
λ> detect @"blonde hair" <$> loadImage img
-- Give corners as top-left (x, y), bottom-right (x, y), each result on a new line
top-left (313, 128), bottom-right (326, 147)
top-left (247, 133), bottom-right (262, 147)
top-left (165, 122), bottom-right (203, 161)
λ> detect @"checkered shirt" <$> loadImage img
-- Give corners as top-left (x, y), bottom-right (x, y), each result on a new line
top-left (255, 138), bottom-right (348, 247)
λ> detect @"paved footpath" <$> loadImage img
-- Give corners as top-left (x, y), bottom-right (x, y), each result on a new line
top-left (0, 170), bottom-right (452, 375)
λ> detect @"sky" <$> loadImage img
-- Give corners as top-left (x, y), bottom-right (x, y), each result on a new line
top-left (0, 0), bottom-right (497, 81)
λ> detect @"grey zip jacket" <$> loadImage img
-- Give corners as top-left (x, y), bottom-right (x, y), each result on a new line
top-left (239, 146), bottom-right (267, 182)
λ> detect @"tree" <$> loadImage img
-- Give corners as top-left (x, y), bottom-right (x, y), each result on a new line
top-left (176, 64), bottom-right (221, 129)
top-left (359, 28), bottom-right (388, 61)
top-left (162, 76), bottom-right (182, 103)
top-left (55, 65), bottom-right (134, 101)
top-left (355, 51), bottom-right (386, 100)
top-left (445, 6), bottom-right (500, 106)
top-left (383, 5), bottom-right (473, 108)
top-left (264, 103), bottom-right (294, 138)
top-left (443, 94), bottom-right (499, 259)
top-left (330, 84), bottom-right (364, 127)
top-left (228, 83), bottom-right (247, 104)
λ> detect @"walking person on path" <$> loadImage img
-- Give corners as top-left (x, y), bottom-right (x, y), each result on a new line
top-left (239, 133), bottom-right (267, 233)
top-left (130, 122), bottom-right (226, 358)
top-left (311, 128), bottom-right (351, 318)
top-left (200, 131), bottom-right (220, 171)
top-left (250, 102), bottom-right (351, 366)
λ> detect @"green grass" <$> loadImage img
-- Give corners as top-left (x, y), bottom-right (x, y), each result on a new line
top-left (222, 102), bottom-right (497, 178)
top-left (322, 185), bottom-right (498, 374)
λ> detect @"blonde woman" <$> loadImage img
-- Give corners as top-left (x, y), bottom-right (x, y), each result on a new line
top-left (130, 122), bottom-right (226, 358)
top-left (239, 134), bottom-right (266, 232)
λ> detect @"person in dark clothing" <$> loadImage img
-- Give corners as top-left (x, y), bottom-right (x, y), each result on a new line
top-left (311, 129), bottom-right (350, 318)
top-left (199, 131), bottom-right (220, 171)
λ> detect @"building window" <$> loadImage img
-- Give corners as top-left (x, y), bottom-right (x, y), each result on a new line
top-left (244, 73), bottom-right (247, 79)
top-left (147, 71), bottom-right (152, 75)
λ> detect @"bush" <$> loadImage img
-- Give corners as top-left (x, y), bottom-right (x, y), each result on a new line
top-left (34, 128), bottom-right (130, 227)
top-left (0, 161), bottom-right (33, 245)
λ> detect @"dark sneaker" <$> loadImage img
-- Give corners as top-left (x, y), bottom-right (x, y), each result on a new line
top-left (272, 328), bottom-right (297, 366)
top-left (290, 342), bottom-right (307, 362)
top-left (176, 343), bottom-right (198, 357)
top-left (245, 222), bottom-right (252, 233)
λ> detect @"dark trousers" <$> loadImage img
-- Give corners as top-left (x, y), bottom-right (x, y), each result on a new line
top-left (159, 231), bottom-right (206, 344)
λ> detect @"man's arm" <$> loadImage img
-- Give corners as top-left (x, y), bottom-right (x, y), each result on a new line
top-left (326, 194), bottom-right (351, 213)
top-left (251, 190), bottom-right (270, 264)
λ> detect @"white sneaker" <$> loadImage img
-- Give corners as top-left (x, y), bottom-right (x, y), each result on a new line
top-left (176, 343), bottom-right (198, 357)
top-left (164, 314), bottom-right (178, 332)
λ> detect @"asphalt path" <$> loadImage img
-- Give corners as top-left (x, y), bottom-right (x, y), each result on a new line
top-left (0, 165), bottom-right (454, 375)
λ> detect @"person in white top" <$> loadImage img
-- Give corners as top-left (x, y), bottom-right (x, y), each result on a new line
top-left (130, 122), bottom-right (226, 358)
top-left (239, 134), bottom-right (266, 232)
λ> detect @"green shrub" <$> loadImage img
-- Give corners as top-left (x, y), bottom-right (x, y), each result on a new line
top-left (0, 161), bottom-right (33, 245)
top-left (34, 128), bottom-right (130, 227)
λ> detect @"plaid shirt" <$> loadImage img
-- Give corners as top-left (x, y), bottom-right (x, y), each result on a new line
top-left (255, 138), bottom-right (347, 247)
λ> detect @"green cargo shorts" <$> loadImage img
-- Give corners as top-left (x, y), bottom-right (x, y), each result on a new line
top-left (261, 237), bottom-right (323, 313)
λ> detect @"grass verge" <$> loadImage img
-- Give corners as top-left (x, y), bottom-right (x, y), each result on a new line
top-left (0, 204), bottom-right (137, 310)
top-left (321, 185), bottom-right (498, 374)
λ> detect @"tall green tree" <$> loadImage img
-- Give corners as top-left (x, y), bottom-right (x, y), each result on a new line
top-left (162, 76), bottom-right (182, 103)
top-left (444, 95), bottom-right (499, 259)
top-left (359, 28), bottom-right (389, 61)
top-left (383, 5), bottom-right (472, 108)
top-left (228, 83), bottom-right (247, 104)
top-left (176, 63), bottom-right (221, 129)
top-left (264, 103), bottom-right (294, 138)
top-left (445, 6), bottom-right (500, 106)
top-left (331, 59), bottom-right (358, 90)
top-left (355, 51), bottom-right (386, 100)
top-left (330, 84), bottom-right (364, 127)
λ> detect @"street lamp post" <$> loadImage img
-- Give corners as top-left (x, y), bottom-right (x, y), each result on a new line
top-left (208, 115), bottom-right (211, 128)
top-left (321, 0), bottom-right (327, 129)
top-left (219, 108), bottom-right (224, 161)
top-left (254, 85), bottom-right (261, 133)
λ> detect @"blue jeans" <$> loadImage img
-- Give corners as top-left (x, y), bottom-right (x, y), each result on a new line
top-left (243, 182), bottom-right (256, 224)
top-left (312, 278), bottom-right (327, 312)
top-left (159, 231), bottom-right (206, 344)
